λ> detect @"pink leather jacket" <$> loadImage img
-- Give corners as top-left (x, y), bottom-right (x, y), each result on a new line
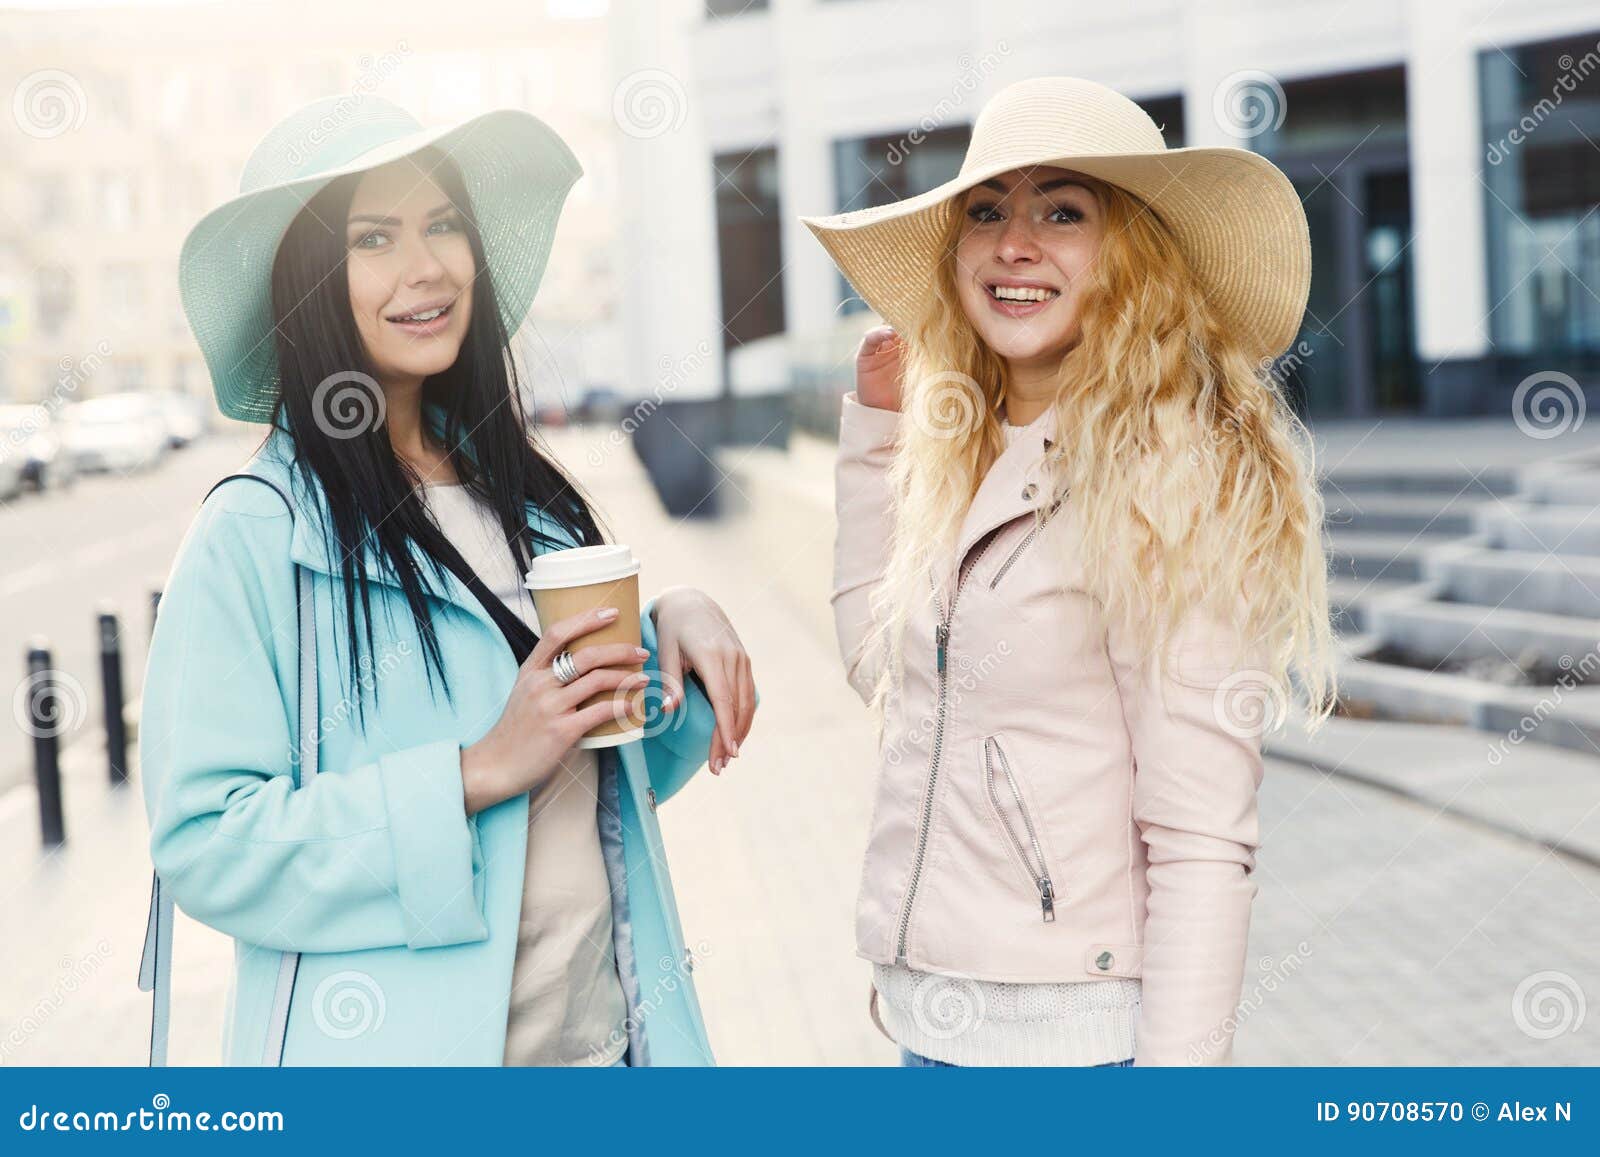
top-left (831, 391), bottom-right (1267, 1065)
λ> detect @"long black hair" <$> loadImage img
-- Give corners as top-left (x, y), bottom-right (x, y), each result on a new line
top-left (263, 145), bottom-right (606, 724)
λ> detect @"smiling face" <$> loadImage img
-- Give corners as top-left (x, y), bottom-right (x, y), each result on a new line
top-left (345, 158), bottom-right (475, 389)
top-left (952, 164), bottom-right (1105, 367)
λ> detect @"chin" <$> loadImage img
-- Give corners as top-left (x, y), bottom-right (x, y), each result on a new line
top-left (978, 329), bottom-right (1075, 363)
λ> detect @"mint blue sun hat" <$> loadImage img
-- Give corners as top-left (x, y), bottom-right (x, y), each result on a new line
top-left (178, 94), bottom-right (582, 422)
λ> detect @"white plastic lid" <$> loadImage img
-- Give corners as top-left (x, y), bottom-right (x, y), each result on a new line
top-left (523, 543), bottom-right (639, 590)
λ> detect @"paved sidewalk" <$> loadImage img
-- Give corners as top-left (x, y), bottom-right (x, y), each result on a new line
top-left (2, 423), bottom-right (1596, 1065)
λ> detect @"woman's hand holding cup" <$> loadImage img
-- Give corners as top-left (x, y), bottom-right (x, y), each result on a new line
top-left (459, 605), bottom-right (650, 814)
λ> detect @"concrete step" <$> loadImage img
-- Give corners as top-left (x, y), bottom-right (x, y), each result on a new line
top-left (1477, 501), bottom-right (1600, 557)
top-left (1521, 466), bottom-right (1600, 506)
top-left (1365, 596), bottom-right (1600, 680)
top-left (1328, 575), bottom-right (1418, 635)
top-left (1427, 547), bottom-right (1600, 618)
top-left (1324, 530), bottom-right (1427, 582)
top-left (1324, 467), bottom-right (1520, 500)
top-left (1323, 493), bottom-right (1482, 537)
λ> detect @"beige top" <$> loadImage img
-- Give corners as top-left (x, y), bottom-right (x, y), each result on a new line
top-left (417, 479), bottom-right (629, 1067)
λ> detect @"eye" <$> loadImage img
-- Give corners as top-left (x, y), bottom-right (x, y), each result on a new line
top-left (1049, 205), bottom-right (1084, 225)
top-left (427, 215), bottom-right (463, 236)
top-left (965, 202), bottom-right (1003, 224)
top-left (351, 229), bottom-right (389, 250)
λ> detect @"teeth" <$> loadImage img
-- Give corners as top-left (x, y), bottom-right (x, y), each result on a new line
top-left (991, 285), bottom-right (1057, 302)
top-left (397, 305), bottom-right (446, 322)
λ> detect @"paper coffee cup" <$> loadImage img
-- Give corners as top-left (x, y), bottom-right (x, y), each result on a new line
top-left (524, 544), bottom-right (645, 749)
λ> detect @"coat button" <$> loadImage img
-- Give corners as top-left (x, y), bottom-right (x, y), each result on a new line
top-left (1096, 950), bottom-right (1114, 971)
top-left (646, 787), bottom-right (657, 812)
top-left (1021, 482), bottom-right (1038, 500)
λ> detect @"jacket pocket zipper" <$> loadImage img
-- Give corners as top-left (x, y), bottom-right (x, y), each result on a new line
top-left (988, 494), bottom-right (1067, 590)
top-left (982, 735), bottom-right (1057, 922)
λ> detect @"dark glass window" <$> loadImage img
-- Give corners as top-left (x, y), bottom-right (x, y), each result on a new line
top-left (712, 147), bottom-right (785, 351)
top-left (1480, 31), bottom-right (1600, 357)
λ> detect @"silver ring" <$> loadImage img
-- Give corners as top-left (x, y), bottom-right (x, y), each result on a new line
top-left (552, 650), bottom-right (579, 686)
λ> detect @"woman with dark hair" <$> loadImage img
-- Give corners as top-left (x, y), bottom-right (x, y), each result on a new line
top-left (137, 96), bottom-right (754, 1067)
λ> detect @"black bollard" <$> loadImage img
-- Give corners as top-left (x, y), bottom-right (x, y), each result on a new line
top-left (98, 609), bottom-right (128, 786)
top-left (26, 641), bottom-right (65, 847)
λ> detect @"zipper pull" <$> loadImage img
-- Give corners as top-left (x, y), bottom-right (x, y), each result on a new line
top-left (935, 622), bottom-right (948, 673)
top-left (1038, 878), bottom-right (1056, 922)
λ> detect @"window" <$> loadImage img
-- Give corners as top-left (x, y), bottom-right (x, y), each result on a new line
top-left (831, 125), bottom-right (969, 314)
top-left (1480, 32), bottom-right (1600, 358)
top-left (712, 146), bottom-right (785, 350)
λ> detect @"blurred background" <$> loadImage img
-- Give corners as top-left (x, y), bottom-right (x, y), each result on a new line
top-left (3, 0), bottom-right (1600, 1066)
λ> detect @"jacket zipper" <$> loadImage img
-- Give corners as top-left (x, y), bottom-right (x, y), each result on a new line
top-left (987, 493), bottom-right (1067, 590)
top-left (894, 528), bottom-right (1004, 961)
top-left (983, 735), bottom-right (1057, 921)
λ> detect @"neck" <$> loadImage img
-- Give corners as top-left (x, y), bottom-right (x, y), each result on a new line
top-left (1001, 355), bottom-right (1061, 426)
top-left (382, 379), bottom-right (449, 481)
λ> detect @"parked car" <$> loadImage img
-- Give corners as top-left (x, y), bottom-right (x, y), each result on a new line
top-left (0, 403), bottom-right (77, 492)
top-left (155, 391), bottom-right (208, 448)
top-left (62, 393), bottom-right (170, 473)
top-left (573, 386), bottom-right (625, 425)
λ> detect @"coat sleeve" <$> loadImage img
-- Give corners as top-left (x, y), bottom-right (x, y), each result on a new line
top-left (1105, 597), bottom-right (1267, 1066)
top-left (138, 483), bottom-right (490, 955)
top-left (831, 391), bottom-right (902, 702)
top-left (636, 594), bottom-right (759, 806)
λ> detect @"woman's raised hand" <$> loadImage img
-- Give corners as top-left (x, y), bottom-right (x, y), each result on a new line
top-left (855, 325), bottom-right (905, 412)
top-left (459, 605), bottom-right (651, 814)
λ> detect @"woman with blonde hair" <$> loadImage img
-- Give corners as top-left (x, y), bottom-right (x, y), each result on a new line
top-left (803, 75), bottom-right (1335, 1067)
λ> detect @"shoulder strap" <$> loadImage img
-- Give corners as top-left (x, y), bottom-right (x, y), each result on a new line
top-left (139, 470), bottom-right (316, 1066)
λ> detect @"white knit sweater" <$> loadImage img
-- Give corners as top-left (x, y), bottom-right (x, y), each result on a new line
top-left (871, 406), bottom-right (1142, 1066)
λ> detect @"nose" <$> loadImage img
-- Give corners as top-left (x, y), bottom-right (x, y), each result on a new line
top-left (994, 213), bottom-right (1042, 264)
top-left (401, 232), bottom-right (449, 287)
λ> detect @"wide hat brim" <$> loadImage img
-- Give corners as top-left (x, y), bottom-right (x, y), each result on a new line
top-left (179, 105), bottom-right (582, 423)
top-left (800, 98), bottom-right (1310, 364)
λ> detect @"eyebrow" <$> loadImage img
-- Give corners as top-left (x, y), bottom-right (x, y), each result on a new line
top-left (347, 202), bottom-right (456, 228)
top-left (974, 177), bottom-right (1090, 196)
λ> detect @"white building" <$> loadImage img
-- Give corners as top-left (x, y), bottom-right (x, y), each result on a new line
top-left (610, 0), bottom-right (1600, 421)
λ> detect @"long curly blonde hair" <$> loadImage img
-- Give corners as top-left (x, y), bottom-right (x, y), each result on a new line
top-left (859, 175), bottom-right (1337, 738)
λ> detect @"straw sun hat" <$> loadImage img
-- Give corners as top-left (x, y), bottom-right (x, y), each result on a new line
top-left (178, 95), bottom-right (582, 422)
top-left (800, 75), bottom-right (1311, 363)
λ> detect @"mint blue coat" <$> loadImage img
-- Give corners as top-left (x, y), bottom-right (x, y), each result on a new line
top-left (138, 420), bottom-right (728, 1065)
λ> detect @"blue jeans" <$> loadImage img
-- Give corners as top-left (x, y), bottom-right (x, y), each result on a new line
top-left (901, 1047), bottom-right (1134, 1067)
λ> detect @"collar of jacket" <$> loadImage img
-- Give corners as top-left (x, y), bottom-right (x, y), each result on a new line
top-left (245, 400), bottom-right (572, 638)
top-left (951, 405), bottom-right (1060, 566)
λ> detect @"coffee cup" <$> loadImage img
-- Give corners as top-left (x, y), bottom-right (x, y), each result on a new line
top-left (523, 544), bottom-right (646, 749)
